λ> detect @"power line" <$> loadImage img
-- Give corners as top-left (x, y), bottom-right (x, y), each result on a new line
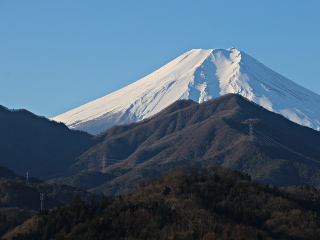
top-left (35, 123), bottom-right (320, 183)
top-left (247, 124), bottom-right (320, 165)
top-left (249, 124), bottom-right (254, 141)
top-left (40, 165), bottom-right (85, 181)
top-left (26, 171), bottom-right (29, 186)
top-left (102, 156), bottom-right (106, 173)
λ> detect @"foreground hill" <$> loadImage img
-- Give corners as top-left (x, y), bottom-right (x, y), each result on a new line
top-left (61, 94), bottom-right (320, 196)
top-left (0, 165), bottom-right (91, 210)
top-left (6, 165), bottom-right (320, 240)
top-left (0, 165), bottom-right (91, 237)
top-left (0, 105), bottom-right (93, 178)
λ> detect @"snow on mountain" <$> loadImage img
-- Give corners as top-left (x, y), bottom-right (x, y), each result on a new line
top-left (52, 48), bottom-right (320, 134)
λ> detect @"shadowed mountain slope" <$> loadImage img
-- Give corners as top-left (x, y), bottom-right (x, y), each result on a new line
top-left (0, 106), bottom-right (94, 179)
top-left (61, 94), bottom-right (320, 196)
top-left (0, 165), bottom-right (92, 237)
top-left (0, 165), bottom-right (91, 211)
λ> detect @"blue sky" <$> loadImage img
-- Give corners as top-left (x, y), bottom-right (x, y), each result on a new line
top-left (1, 1), bottom-right (320, 118)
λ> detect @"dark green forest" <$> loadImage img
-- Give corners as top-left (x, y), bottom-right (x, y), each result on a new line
top-left (6, 165), bottom-right (320, 240)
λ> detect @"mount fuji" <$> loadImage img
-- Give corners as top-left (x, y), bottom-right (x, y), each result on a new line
top-left (52, 48), bottom-right (320, 135)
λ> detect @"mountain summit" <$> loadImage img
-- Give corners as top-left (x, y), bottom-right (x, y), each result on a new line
top-left (52, 48), bottom-right (320, 134)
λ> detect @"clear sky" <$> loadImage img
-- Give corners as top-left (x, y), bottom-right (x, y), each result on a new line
top-left (1, 0), bottom-right (320, 118)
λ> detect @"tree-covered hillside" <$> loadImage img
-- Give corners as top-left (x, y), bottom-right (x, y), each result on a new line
top-left (63, 94), bottom-right (320, 196)
top-left (7, 165), bottom-right (320, 240)
top-left (0, 166), bottom-right (92, 238)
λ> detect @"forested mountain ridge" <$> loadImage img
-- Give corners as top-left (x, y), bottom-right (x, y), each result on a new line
top-left (2, 94), bottom-right (320, 198)
top-left (0, 165), bottom-right (92, 237)
top-left (0, 105), bottom-right (93, 178)
top-left (62, 94), bottom-right (320, 196)
top-left (2, 94), bottom-right (320, 238)
top-left (5, 165), bottom-right (320, 240)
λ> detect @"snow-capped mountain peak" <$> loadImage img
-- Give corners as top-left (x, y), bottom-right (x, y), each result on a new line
top-left (52, 48), bottom-right (320, 134)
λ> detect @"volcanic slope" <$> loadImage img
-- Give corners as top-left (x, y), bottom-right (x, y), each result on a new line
top-left (61, 94), bottom-right (320, 196)
top-left (0, 105), bottom-right (94, 179)
top-left (52, 48), bottom-right (320, 134)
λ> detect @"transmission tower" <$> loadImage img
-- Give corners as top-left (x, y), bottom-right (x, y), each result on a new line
top-left (249, 124), bottom-right (254, 141)
top-left (40, 193), bottom-right (45, 211)
top-left (26, 171), bottom-right (29, 186)
top-left (102, 156), bottom-right (106, 173)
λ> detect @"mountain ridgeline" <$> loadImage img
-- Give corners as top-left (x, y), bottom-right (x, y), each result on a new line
top-left (6, 165), bottom-right (320, 240)
top-left (1, 94), bottom-right (320, 197)
top-left (61, 94), bottom-right (320, 196)
top-left (0, 105), bottom-right (94, 178)
top-left (52, 48), bottom-right (320, 134)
